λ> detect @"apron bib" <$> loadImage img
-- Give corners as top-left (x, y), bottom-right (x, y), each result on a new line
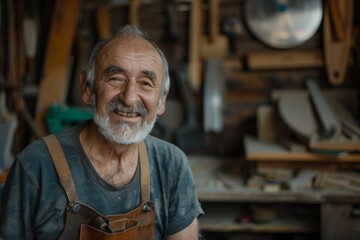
top-left (43, 135), bottom-right (155, 240)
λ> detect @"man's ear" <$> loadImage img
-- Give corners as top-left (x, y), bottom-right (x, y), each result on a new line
top-left (80, 72), bottom-right (93, 105)
top-left (157, 93), bottom-right (167, 115)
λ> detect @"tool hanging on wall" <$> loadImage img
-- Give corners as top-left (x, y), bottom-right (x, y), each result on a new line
top-left (306, 79), bottom-right (341, 139)
top-left (174, 64), bottom-right (206, 152)
top-left (200, 0), bottom-right (228, 59)
top-left (188, 0), bottom-right (202, 92)
top-left (23, 17), bottom-right (39, 99)
top-left (201, 0), bottom-right (227, 133)
top-left (23, 0), bottom-right (40, 88)
top-left (164, 0), bottom-right (179, 42)
top-left (323, 0), bottom-right (353, 86)
top-left (244, 0), bottom-right (323, 49)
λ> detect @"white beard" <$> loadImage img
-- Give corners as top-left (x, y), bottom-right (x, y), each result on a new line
top-left (94, 112), bottom-right (156, 145)
top-left (92, 95), bottom-right (157, 144)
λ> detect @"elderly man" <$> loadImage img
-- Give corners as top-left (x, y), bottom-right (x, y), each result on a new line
top-left (0, 25), bottom-right (203, 240)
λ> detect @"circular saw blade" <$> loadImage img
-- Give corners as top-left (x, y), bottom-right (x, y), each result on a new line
top-left (244, 0), bottom-right (323, 49)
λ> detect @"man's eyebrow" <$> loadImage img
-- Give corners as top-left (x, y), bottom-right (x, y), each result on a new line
top-left (141, 70), bottom-right (157, 81)
top-left (103, 66), bottom-right (125, 75)
top-left (103, 66), bottom-right (157, 81)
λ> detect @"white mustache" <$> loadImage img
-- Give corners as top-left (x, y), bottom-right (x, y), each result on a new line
top-left (107, 100), bottom-right (148, 117)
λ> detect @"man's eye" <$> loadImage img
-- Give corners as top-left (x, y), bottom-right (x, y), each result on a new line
top-left (140, 80), bottom-right (154, 88)
top-left (107, 77), bottom-right (125, 86)
top-left (109, 77), bottom-right (122, 81)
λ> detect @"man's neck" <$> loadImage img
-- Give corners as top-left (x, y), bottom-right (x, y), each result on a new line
top-left (79, 121), bottom-right (139, 187)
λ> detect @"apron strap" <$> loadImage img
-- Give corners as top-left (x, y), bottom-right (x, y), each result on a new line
top-left (43, 134), bottom-right (151, 203)
top-left (139, 141), bottom-right (150, 202)
top-left (43, 134), bottom-right (79, 203)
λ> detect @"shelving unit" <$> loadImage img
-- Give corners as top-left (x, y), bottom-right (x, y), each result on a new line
top-left (190, 156), bottom-right (360, 240)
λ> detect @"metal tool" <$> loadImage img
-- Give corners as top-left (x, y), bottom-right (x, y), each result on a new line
top-left (203, 59), bottom-right (224, 133)
top-left (244, 0), bottom-right (323, 48)
top-left (201, 0), bottom-right (227, 133)
top-left (174, 64), bottom-right (205, 152)
top-left (306, 78), bottom-right (341, 139)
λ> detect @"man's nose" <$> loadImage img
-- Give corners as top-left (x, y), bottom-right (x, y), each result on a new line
top-left (119, 80), bottom-right (138, 106)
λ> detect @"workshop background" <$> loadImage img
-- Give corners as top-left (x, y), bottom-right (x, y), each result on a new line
top-left (1, 0), bottom-right (360, 239)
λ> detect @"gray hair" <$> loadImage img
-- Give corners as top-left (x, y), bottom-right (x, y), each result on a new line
top-left (85, 25), bottom-right (170, 96)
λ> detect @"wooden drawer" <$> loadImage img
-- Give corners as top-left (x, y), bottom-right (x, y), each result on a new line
top-left (322, 203), bottom-right (360, 240)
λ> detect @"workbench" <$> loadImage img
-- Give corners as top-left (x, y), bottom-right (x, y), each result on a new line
top-left (189, 155), bottom-right (360, 240)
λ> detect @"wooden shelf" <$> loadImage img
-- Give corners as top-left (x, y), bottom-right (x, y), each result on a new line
top-left (189, 155), bottom-right (360, 203)
top-left (244, 135), bottom-right (360, 162)
top-left (190, 154), bottom-right (359, 238)
top-left (197, 189), bottom-right (323, 203)
top-left (200, 202), bottom-right (319, 233)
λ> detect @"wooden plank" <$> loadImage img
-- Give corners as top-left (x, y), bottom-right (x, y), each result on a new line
top-left (34, 0), bottom-right (80, 136)
top-left (257, 162), bottom-right (339, 171)
top-left (247, 50), bottom-right (323, 70)
top-left (310, 134), bottom-right (360, 152)
top-left (244, 135), bottom-right (360, 162)
top-left (315, 171), bottom-right (360, 194)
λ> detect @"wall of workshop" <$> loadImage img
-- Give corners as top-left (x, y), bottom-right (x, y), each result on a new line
top-left (103, 0), bottom-right (358, 157)
top-left (3, 0), bottom-right (360, 156)
top-left (59, 0), bottom-right (359, 156)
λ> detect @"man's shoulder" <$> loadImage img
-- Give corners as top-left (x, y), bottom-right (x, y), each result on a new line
top-left (145, 135), bottom-right (190, 174)
top-left (145, 135), bottom-right (185, 157)
top-left (17, 138), bottom-right (48, 160)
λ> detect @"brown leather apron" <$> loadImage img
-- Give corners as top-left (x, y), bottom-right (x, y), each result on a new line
top-left (43, 135), bottom-right (155, 240)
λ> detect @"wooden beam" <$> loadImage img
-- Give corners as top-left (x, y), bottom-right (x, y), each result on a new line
top-left (35, 0), bottom-right (80, 136)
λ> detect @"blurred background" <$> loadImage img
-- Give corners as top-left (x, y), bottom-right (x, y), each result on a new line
top-left (1, 0), bottom-right (360, 239)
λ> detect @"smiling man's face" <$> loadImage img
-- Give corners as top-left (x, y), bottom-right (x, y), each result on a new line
top-left (83, 37), bottom-right (167, 144)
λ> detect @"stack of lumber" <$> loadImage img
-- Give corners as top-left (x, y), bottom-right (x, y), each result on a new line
top-left (246, 167), bottom-right (360, 194)
top-left (314, 171), bottom-right (360, 194)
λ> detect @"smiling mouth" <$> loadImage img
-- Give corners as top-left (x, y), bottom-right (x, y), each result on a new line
top-left (114, 110), bottom-right (141, 117)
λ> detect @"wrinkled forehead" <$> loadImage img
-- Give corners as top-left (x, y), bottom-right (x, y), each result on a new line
top-left (98, 37), bottom-right (161, 63)
top-left (96, 37), bottom-right (164, 76)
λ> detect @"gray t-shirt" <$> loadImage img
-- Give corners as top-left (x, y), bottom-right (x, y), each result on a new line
top-left (0, 120), bottom-right (203, 239)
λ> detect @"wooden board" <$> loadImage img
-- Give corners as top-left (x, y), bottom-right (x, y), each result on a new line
top-left (247, 51), bottom-right (324, 70)
top-left (244, 135), bottom-right (360, 162)
top-left (34, 0), bottom-right (80, 136)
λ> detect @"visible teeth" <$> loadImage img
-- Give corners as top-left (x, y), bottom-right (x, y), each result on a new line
top-left (115, 110), bottom-right (138, 117)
